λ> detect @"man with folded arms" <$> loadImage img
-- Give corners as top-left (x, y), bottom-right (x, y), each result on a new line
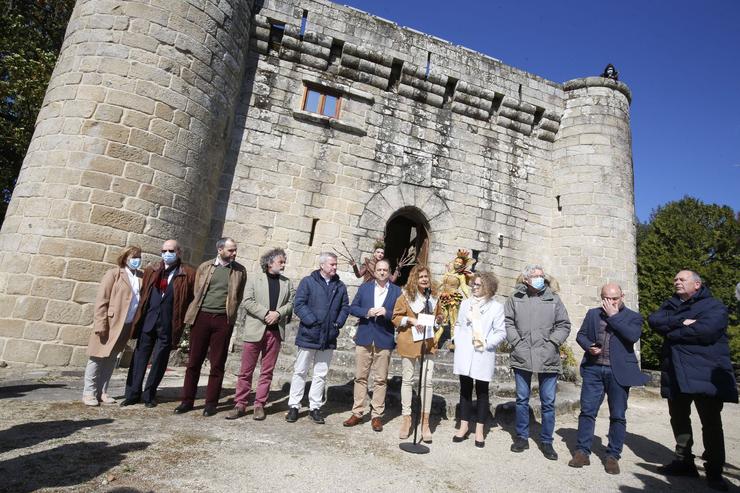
top-left (343, 260), bottom-right (402, 432)
top-left (649, 270), bottom-right (737, 491)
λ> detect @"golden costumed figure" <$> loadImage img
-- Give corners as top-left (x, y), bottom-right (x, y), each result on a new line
top-left (436, 249), bottom-right (475, 349)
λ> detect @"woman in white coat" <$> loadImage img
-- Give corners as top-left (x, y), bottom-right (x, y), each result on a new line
top-left (452, 271), bottom-right (506, 447)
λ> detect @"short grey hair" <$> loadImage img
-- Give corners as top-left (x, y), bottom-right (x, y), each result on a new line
top-left (216, 237), bottom-right (236, 250)
top-left (318, 251), bottom-right (337, 265)
top-left (684, 270), bottom-right (702, 283)
top-left (522, 264), bottom-right (545, 279)
top-left (260, 247), bottom-right (286, 272)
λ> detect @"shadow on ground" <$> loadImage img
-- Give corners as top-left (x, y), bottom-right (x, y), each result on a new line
top-left (0, 383), bottom-right (67, 399)
top-left (0, 418), bottom-right (114, 452)
top-left (0, 441), bottom-right (149, 493)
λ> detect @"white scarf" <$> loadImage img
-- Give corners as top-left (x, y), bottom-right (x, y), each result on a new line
top-left (408, 291), bottom-right (437, 314)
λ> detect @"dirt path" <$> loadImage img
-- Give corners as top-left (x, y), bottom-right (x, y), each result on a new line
top-left (0, 367), bottom-right (738, 492)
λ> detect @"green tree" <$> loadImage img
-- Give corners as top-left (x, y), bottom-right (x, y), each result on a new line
top-left (0, 0), bottom-right (75, 224)
top-left (637, 196), bottom-right (739, 369)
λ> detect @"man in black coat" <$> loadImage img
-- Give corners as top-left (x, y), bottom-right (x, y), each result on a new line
top-left (648, 270), bottom-right (738, 491)
top-left (569, 283), bottom-right (649, 475)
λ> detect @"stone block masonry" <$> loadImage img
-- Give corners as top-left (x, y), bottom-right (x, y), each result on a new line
top-left (0, 0), bottom-right (637, 366)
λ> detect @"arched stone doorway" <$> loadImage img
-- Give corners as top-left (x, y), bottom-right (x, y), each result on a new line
top-left (385, 207), bottom-right (430, 287)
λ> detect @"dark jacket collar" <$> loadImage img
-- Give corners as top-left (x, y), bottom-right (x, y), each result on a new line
top-left (668, 285), bottom-right (713, 307)
top-left (311, 269), bottom-right (340, 285)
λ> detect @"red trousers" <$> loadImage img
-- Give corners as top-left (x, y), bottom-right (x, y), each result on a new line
top-left (181, 312), bottom-right (232, 406)
top-left (233, 329), bottom-right (282, 409)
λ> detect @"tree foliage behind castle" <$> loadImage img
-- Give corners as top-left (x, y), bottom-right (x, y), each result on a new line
top-left (637, 196), bottom-right (739, 368)
top-left (0, 0), bottom-right (75, 224)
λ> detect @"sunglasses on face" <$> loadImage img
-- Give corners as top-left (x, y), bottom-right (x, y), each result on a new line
top-left (161, 249), bottom-right (177, 253)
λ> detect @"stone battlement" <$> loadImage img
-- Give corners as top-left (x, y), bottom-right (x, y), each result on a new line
top-left (0, 0), bottom-right (638, 367)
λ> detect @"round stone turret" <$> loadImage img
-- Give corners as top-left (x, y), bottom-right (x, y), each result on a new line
top-left (0, 0), bottom-right (254, 366)
top-left (551, 76), bottom-right (637, 326)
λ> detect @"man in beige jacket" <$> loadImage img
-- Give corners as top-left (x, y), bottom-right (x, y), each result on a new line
top-left (227, 247), bottom-right (294, 420)
top-left (175, 237), bottom-right (247, 416)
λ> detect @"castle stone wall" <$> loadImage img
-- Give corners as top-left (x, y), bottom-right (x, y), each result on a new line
top-left (0, 0), bottom-right (637, 366)
top-left (0, 0), bottom-right (254, 366)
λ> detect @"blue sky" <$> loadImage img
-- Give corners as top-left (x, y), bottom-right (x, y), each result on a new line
top-left (338, 0), bottom-right (740, 221)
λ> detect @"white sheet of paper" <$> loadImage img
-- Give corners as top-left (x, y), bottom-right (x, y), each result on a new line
top-left (412, 313), bottom-right (435, 342)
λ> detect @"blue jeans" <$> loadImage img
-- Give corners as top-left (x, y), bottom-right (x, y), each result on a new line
top-left (514, 369), bottom-right (558, 444)
top-left (576, 364), bottom-right (629, 459)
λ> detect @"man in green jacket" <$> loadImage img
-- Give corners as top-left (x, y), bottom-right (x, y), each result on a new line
top-left (505, 264), bottom-right (571, 461)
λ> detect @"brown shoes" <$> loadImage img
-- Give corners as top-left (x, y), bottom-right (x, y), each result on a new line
top-left (568, 451), bottom-right (591, 468)
top-left (604, 456), bottom-right (620, 475)
top-left (371, 417), bottom-right (383, 432)
top-left (343, 414), bottom-right (363, 427)
top-left (225, 406), bottom-right (247, 420)
top-left (253, 405), bottom-right (266, 421)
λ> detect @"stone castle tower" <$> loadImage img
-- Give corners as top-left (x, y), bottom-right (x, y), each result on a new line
top-left (0, 0), bottom-right (637, 366)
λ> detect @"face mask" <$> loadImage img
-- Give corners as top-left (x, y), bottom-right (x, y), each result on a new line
top-left (530, 277), bottom-right (545, 290)
top-left (161, 252), bottom-right (177, 265)
top-left (127, 258), bottom-right (141, 270)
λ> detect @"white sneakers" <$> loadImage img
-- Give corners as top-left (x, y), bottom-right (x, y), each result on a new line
top-left (82, 394), bottom-right (99, 406)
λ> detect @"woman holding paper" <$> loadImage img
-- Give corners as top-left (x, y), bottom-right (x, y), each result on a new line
top-left (452, 272), bottom-right (506, 448)
top-left (392, 264), bottom-right (441, 443)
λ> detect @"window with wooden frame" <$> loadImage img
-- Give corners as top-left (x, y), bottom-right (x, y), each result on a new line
top-left (301, 84), bottom-right (342, 118)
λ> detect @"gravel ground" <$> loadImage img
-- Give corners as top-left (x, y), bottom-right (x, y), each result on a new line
top-left (0, 366), bottom-right (738, 493)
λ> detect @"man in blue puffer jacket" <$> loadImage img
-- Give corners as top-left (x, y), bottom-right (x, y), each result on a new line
top-left (648, 270), bottom-right (738, 491)
top-left (286, 252), bottom-right (350, 424)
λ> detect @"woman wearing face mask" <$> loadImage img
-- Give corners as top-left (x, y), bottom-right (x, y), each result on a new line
top-left (392, 264), bottom-right (442, 443)
top-left (82, 246), bottom-right (143, 406)
top-left (452, 272), bottom-right (506, 448)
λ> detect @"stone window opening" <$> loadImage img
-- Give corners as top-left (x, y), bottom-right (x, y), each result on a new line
top-left (308, 218), bottom-right (319, 246)
top-left (425, 51), bottom-right (432, 79)
top-left (299, 10), bottom-right (308, 40)
top-left (268, 20), bottom-right (285, 53)
top-left (387, 58), bottom-right (403, 92)
top-left (471, 249), bottom-right (480, 270)
top-left (301, 84), bottom-right (341, 118)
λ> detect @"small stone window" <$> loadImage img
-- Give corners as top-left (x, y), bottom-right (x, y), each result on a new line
top-left (301, 85), bottom-right (341, 118)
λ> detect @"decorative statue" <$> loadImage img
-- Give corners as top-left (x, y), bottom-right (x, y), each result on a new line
top-left (601, 63), bottom-right (619, 81)
top-left (436, 273), bottom-right (464, 349)
top-left (444, 249), bottom-right (476, 298)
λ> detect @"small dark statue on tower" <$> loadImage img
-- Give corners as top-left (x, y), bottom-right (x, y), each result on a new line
top-left (601, 63), bottom-right (619, 81)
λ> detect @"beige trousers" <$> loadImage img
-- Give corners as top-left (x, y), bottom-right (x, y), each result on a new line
top-left (352, 344), bottom-right (391, 418)
top-left (401, 357), bottom-right (434, 416)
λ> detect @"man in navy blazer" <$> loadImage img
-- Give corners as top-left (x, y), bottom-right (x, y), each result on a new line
top-left (568, 283), bottom-right (648, 475)
top-left (342, 259), bottom-right (402, 432)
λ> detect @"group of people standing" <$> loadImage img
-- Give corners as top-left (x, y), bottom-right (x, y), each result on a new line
top-left (83, 238), bottom-right (736, 491)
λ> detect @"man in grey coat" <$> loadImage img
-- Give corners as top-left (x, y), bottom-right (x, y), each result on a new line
top-left (505, 264), bottom-right (571, 460)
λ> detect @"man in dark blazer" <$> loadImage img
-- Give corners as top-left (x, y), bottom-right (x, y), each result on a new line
top-left (122, 238), bottom-right (195, 407)
top-left (568, 283), bottom-right (648, 475)
top-left (342, 259), bottom-right (402, 432)
top-left (649, 270), bottom-right (737, 491)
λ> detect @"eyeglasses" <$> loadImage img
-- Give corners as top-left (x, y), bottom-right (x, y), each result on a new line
top-left (161, 249), bottom-right (177, 253)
